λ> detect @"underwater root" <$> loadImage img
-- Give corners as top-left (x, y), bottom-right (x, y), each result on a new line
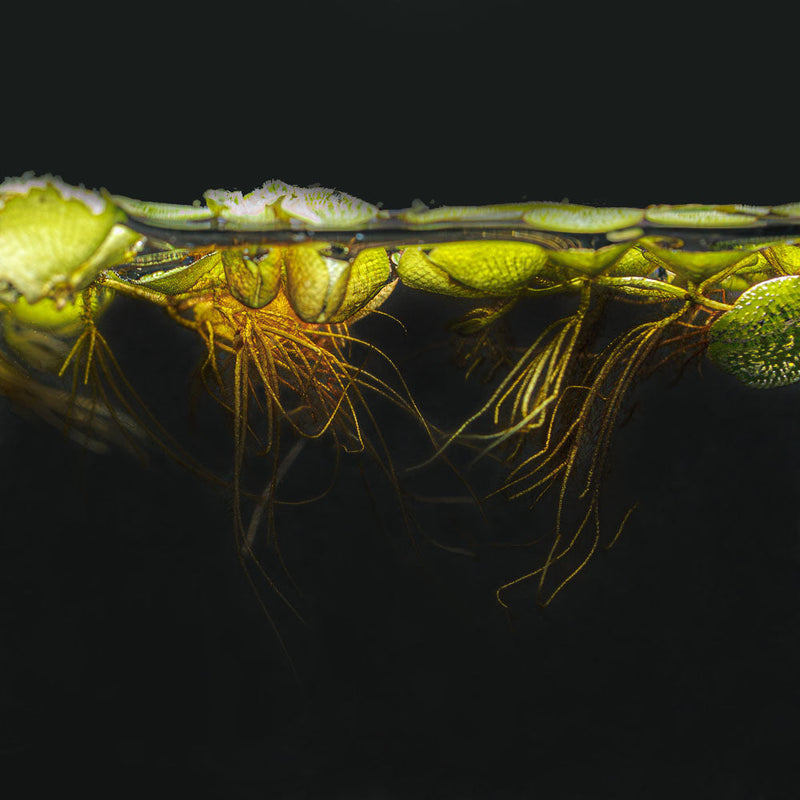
top-left (166, 288), bottom-right (434, 643)
top-left (56, 316), bottom-right (219, 482)
top-left (424, 286), bottom-right (596, 470)
top-left (0, 350), bottom-right (140, 454)
top-left (481, 301), bottom-right (697, 607)
top-left (449, 296), bottom-right (519, 384)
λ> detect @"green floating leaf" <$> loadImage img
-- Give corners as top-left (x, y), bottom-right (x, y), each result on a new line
top-left (713, 203), bottom-right (771, 216)
top-left (708, 275), bottom-right (800, 387)
top-left (644, 205), bottom-right (758, 227)
top-left (399, 202), bottom-right (540, 225)
top-left (770, 202), bottom-right (800, 218)
top-left (203, 181), bottom-right (286, 224)
top-left (202, 181), bottom-right (380, 228)
top-left (0, 175), bottom-right (140, 302)
top-left (278, 186), bottom-right (380, 227)
top-left (111, 195), bottom-right (214, 224)
top-left (522, 203), bottom-right (644, 233)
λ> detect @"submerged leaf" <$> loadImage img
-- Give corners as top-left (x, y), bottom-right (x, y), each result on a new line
top-left (423, 241), bottom-right (550, 293)
top-left (547, 242), bottom-right (633, 276)
top-left (708, 275), bottom-right (800, 387)
top-left (283, 246), bottom-right (351, 322)
top-left (222, 250), bottom-right (282, 309)
top-left (328, 247), bottom-right (392, 322)
top-left (640, 237), bottom-right (755, 283)
top-left (395, 247), bottom-right (489, 297)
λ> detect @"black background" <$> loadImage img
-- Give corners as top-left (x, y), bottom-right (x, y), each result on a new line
top-left (4, 3), bottom-right (800, 798)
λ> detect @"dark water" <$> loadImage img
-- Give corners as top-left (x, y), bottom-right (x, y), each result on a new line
top-left (2, 275), bottom-right (800, 799)
top-left (6, 28), bottom-right (800, 786)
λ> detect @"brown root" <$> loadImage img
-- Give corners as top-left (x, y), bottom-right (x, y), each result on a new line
top-left (491, 301), bottom-right (693, 606)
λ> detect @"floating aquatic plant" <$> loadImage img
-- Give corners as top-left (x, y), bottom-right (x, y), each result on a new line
top-left (4, 173), bottom-right (800, 617)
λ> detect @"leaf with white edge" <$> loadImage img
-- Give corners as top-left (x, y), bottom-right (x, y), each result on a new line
top-left (202, 180), bottom-right (289, 223)
top-left (0, 175), bottom-right (140, 302)
top-left (278, 186), bottom-right (380, 227)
